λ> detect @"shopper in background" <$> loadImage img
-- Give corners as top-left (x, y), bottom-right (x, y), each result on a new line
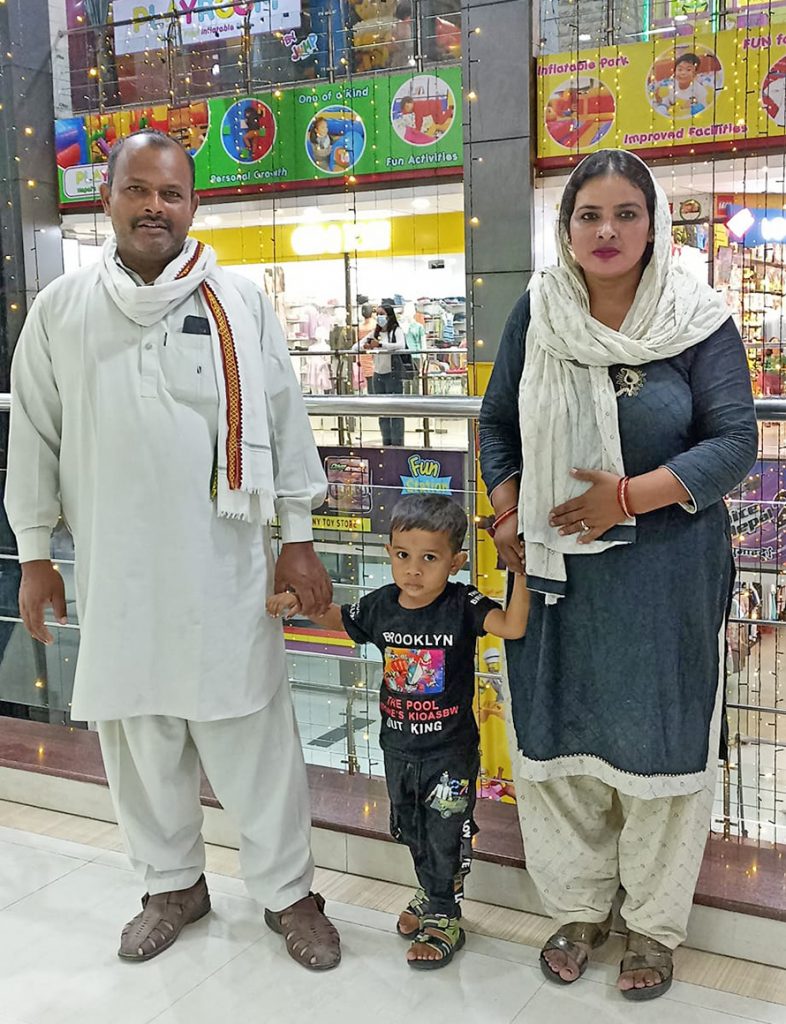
top-left (358, 302), bottom-right (377, 394)
top-left (363, 303), bottom-right (406, 445)
top-left (479, 149), bottom-right (757, 1001)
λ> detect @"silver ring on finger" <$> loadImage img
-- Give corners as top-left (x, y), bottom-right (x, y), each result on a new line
top-left (580, 520), bottom-right (590, 533)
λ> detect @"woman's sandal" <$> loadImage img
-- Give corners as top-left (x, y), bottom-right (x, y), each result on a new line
top-left (539, 912), bottom-right (613, 985)
top-left (397, 886), bottom-right (429, 939)
top-left (619, 931), bottom-right (673, 1002)
top-left (407, 914), bottom-right (466, 970)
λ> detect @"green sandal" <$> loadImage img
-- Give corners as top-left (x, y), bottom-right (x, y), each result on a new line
top-left (397, 887), bottom-right (428, 939)
top-left (407, 915), bottom-right (466, 971)
top-left (619, 931), bottom-right (673, 1002)
top-left (539, 913), bottom-right (613, 985)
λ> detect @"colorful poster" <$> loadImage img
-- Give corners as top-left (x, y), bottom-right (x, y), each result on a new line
top-left (536, 25), bottom-right (786, 164)
top-left (55, 66), bottom-right (462, 205)
top-left (730, 461), bottom-right (786, 569)
top-left (111, 0), bottom-right (301, 57)
top-left (314, 445), bottom-right (466, 535)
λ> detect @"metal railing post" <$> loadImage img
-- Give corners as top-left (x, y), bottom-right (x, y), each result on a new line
top-left (327, 4), bottom-right (336, 82)
top-left (242, 10), bottom-right (253, 95)
top-left (413, 0), bottom-right (425, 70)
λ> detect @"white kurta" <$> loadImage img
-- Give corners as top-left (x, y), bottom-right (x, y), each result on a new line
top-left (5, 259), bottom-right (327, 722)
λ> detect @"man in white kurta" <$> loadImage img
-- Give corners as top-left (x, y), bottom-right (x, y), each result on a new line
top-left (4, 130), bottom-right (342, 970)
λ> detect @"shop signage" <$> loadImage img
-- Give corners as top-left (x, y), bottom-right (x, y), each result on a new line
top-left (536, 24), bottom-right (786, 164)
top-left (314, 445), bottom-right (466, 536)
top-left (54, 66), bottom-right (462, 206)
top-left (731, 460), bottom-right (786, 569)
top-left (111, 0), bottom-right (301, 57)
top-left (670, 193), bottom-right (712, 222)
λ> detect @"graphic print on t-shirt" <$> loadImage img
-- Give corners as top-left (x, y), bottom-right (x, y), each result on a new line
top-left (340, 582), bottom-right (501, 754)
top-left (383, 647), bottom-right (445, 694)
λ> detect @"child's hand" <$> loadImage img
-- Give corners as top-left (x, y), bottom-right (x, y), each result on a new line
top-left (266, 591), bottom-right (302, 619)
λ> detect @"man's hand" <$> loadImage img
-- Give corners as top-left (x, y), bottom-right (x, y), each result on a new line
top-left (19, 560), bottom-right (67, 644)
top-left (274, 542), bottom-right (332, 617)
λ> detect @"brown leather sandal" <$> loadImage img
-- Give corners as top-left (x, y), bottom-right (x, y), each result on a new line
top-left (118, 874), bottom-right (211, 962)
top-left (539, 913), bottom-right (613, 985)
top-left (264, 892), bottom-right (341, 971)
top-left (619, 931), bottom-right (673, 1001)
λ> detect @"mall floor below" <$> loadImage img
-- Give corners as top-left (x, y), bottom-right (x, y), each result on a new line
top-left (1, 804), bottom-right (784, 1024)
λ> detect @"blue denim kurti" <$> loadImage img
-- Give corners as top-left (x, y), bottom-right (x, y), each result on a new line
top-left (479, 294), bottom-right (759, 782)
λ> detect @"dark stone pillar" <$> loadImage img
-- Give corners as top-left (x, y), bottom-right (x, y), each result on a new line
top-left (0, 0), bottom-right (64, 386)
top-left (462, 0), bottom-right (533, 362)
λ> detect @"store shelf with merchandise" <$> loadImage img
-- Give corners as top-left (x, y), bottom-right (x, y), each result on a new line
top-left (721, 242), bottom-right (786, 400)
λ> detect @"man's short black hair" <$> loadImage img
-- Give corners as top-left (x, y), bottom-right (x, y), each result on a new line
top-left (389, 494), bottom-right (468, 553)
top-left (106, 129), bottom-right (196, 192)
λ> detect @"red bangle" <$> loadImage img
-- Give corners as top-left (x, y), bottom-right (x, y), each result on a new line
top-left (617, 476), bottom-right (634, 519)
top-left (487, 505), bottom-right (517, 538)
top-left (492, 506), bottom-right (518, 530)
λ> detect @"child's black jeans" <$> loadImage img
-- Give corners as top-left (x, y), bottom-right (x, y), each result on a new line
top-left (384, 745), bottom-right (480, 919)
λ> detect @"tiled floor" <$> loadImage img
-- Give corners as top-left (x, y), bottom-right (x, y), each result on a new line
top-left (1, 823), bottom-right (785, 1024)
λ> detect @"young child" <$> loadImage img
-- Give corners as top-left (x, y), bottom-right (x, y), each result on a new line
top-left (267, 494), bottom-right (529, 970)
top-left (665, 53), bottom-right (708, 115)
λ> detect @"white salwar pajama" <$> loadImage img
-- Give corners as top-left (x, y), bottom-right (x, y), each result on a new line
top-left (502, 635), bottom-right (724, 949)
top-left (518, 778), bottom-right (715, 948)
top-left (5, 247), bottom-right (327, 913)
top-left (98, 681), bottom-right (313, 911)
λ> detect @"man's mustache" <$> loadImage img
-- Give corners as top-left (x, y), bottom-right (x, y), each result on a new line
top-left (132, 218), bottom-right (171, 230)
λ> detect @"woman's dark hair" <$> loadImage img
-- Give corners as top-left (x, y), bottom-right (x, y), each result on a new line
top-left (559, 150), bottom-right (656, 266)
top-left (374, 303), bottom-right (399, 339)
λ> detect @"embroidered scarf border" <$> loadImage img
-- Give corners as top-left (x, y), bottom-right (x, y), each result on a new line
top-left (175, 241), bottom-right (243, 491)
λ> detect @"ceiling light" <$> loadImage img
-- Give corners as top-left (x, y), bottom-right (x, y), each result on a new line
top-left (203, 214), bottom-right (222, 227)
top-left (578, 33), bottom-right (591, 41)
top-left (302, 206), bottom-right (322, 222)
top-left (412, 197), bottom-right (430, 210)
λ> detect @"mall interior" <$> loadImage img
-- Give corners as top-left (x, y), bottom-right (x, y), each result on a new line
top-left (1, 0), bottom-right (786, 1019)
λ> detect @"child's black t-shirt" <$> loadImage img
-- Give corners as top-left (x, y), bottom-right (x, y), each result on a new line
top-left (341, 582), bottom-right (500, 756)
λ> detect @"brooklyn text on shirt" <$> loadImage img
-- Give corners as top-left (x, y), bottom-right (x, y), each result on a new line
top-left (382, 631), bottom-right (455, 646)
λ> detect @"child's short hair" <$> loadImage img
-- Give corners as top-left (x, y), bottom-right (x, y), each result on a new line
top-left (676, 52), bottom-right (700, 69)
top-left (389, 495), bottom-right (467, 553)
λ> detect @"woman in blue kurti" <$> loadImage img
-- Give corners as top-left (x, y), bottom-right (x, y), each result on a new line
top-left (479, 150), bottom-right (758, 1001)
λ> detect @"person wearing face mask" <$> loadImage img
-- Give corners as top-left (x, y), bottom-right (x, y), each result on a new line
top-left (357, 302), bottom-right (377, 394)
top-left (363, 304), bottom-right (406, 445)
top-left (479, 149), bottom-right (757, 1001)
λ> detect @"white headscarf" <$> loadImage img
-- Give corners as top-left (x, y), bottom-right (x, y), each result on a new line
top-left (519, 150), bottom-right (730, 600)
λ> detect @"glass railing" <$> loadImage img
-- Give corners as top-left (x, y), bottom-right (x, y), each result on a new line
top-left (1, 393), bottom-right (785, 842)
top-left (53, 0), bottom-right (462, 117)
